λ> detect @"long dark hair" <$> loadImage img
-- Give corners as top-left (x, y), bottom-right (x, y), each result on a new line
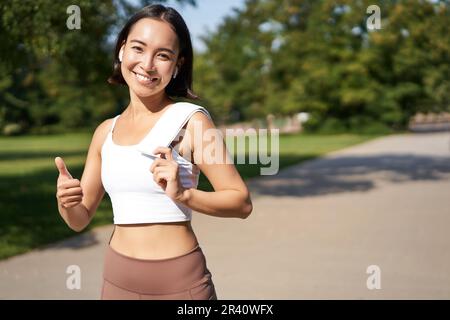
top-left (107, 4), bottom-right (198, 100)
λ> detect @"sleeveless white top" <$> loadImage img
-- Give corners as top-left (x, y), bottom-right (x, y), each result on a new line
top-left (100, 102), bottom-right (211, 224)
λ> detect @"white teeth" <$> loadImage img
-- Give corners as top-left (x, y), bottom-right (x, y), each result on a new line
top-left (134, 72), bottom-right (151, 81)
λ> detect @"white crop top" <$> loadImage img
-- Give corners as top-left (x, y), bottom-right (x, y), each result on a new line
top-left (100, 102), bottom-right (212, 224)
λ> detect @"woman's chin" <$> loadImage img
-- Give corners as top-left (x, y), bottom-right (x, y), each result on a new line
top-left (130, 84), bottom-right (163, 98)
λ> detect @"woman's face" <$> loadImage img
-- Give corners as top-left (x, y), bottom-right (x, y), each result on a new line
top-left (119, 18), bottom-right (182, 98)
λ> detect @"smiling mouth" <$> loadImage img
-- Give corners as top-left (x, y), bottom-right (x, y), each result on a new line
top-left (132, 71), bottom-right (159, 85)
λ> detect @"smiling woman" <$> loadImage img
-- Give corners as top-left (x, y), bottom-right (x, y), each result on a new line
top-left (118, 19), bottom-right (179, 95)
top-left (54, 3), bottom-right (252, 301)
top-left (107, 5), bottom-right (197, 99)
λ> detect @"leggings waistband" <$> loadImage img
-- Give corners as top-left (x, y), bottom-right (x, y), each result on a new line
top-left (103, 244), bottom-right (211, 295)
top-left (107, 243), bottom-right (201, 262)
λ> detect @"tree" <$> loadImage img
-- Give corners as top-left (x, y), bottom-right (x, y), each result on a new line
top-left (195, 0), bottom-right (450, 133)
top-left (0, 0), bottom-right (196, 134)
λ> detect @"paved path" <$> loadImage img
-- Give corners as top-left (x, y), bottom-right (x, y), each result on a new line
top-left (1, 132), bottom-right (450, 299)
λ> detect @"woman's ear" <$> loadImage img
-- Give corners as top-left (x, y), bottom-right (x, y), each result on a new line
top-left (118, 46), bottom-right (124, 62)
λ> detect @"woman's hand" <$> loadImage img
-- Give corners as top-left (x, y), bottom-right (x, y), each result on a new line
top-left (55, 157), bottom-right (84, 208)
top-left (150, 147), bottom-right (186, 202)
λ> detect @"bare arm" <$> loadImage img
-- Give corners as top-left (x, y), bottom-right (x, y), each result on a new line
top-left (177, 112), bottom-right (253, 219)
top-left (55, 119), bottom-right (110, 231)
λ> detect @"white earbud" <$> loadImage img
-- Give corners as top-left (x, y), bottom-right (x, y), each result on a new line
top-left (173, 67), bottom-right (178, 79)
top-left (118, 49), bottom-right (123, 62)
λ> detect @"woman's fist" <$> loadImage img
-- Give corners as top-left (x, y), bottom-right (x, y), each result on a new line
top-left (150, 147), bottom-right (185, 202)
top-left (55, 157), bottom-right (84, 208)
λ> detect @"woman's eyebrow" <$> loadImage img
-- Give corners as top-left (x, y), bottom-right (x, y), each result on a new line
top-left (130, 39), bottom-right (175, 54)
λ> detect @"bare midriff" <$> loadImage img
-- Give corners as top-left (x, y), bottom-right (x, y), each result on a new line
top-left (109, 221), bottom-right (199, 260)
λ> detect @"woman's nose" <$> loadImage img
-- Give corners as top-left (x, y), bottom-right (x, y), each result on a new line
top-left (140, 55), bottom-right (156, 72)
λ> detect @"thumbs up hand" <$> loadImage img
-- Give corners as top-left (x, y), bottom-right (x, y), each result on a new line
top-left (55, 157), bottom-right (83, 208)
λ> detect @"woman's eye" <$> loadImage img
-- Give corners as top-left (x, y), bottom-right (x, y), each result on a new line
top-left (159, 54), bottom-right (170, 60)
top-left (132, 46), bottom-right (143, 52)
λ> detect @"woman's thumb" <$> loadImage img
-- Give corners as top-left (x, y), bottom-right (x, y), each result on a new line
top-left (55, 157), bottom-right (73, 179)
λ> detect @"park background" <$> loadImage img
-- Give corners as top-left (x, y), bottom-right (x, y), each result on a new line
top-left (0, 0), bottom-right (449, 299)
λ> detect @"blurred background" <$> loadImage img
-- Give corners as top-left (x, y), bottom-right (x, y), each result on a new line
top-left (0, 0), bottom-right (449, 299)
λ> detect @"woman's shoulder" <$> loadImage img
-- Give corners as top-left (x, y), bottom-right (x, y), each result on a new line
top-left (176, 101), bottom-right (212, 120)
top-left (181, 103), bottom-right (215, 131)
top-left (96, 117), bottom-right (116, 135)
top-left (176, 101), bottom-right (209, 112)
top-left (90, 116), bottom-right (116, 152)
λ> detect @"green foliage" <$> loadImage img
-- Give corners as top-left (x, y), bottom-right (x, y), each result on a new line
top-left (194, 0), bottom-right (450, 133)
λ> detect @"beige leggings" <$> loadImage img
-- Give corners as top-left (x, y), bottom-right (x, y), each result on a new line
top-left (101, 243), bottom-right (217, 300)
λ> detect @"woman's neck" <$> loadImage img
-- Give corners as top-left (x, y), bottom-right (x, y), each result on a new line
top-left (126, 90), bottom-right (174, 120)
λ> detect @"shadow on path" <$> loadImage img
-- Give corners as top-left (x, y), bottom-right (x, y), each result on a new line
top-left (42, 231), bottom-right (101, 251)
top-left (248, 154), bottom-right (450, 197)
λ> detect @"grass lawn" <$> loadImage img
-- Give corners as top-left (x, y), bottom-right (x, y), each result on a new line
top-left (0, 130), bottom-right (385, 260)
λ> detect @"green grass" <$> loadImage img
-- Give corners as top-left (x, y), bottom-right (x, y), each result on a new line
top-left (0, 131), bottom-right (384, 260)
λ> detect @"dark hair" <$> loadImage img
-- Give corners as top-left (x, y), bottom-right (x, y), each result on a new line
top-left (107, 4), bottom-right (198, 100)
